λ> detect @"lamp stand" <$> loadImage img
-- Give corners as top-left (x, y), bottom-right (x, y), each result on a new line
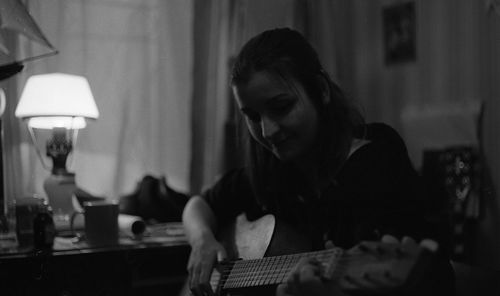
top-left (44, 128), bottom-right (77, 231)
top-left (43, 173), bottom-right (76, 230)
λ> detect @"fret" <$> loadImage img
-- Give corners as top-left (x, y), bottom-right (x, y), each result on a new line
top-left (257, 258), bottom-right (266, 286)
top-left (249, 260), bottom-right (260, 286)
top-left (243, 259), bottom-right (253, 287)
top-left (237, 260), bottom-right (250, 288)
top-left (263, 257), bottom-right (272, 284)
top-left (240, 260), bottom-right (250, 288)
top-left (270, 255), bottom-right (283, 284)
top-left (271, 255), bottom-right (281, 284)
top-left (265, 255), bottom-right (276, 285)
top-left (249, 258), bottom-right (259, 287)
top-left (224, 261), bottom-right (239, 288)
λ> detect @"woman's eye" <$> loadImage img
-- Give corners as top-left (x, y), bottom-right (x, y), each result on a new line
top-left (269, 101), bottom-right (293, 115)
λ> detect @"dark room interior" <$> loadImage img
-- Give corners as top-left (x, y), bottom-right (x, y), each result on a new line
top-left (1, 0), bottom-right (500, 295)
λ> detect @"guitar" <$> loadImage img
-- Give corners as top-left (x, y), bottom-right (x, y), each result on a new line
top-left (184, 213), bottom-right (438, 296)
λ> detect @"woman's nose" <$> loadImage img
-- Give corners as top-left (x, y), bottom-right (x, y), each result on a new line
top-left (261, 117), bottom-right (279, 140)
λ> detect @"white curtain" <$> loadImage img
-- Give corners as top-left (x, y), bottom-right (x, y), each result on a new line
top-left (4, 0), bottom-right (193, 203)
top-left (189, 0), bottom-right (233, 194)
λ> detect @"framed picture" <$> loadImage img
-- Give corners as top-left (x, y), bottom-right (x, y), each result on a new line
top-left (382, 1), bottom-right (416, 65)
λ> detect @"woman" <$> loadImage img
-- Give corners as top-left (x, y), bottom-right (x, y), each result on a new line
top-left (183, 28), bottom-right (453, 296)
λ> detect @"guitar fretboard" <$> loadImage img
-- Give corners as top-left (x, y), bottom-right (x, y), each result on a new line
top-left (220, 248), bottom-right (343, 290)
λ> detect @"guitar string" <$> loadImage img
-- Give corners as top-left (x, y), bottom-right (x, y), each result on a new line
top-left (219, 254), bottom-right (350, 281)
top-left (219, 252), bottom-right (348, 278)
top-left (221, 260), bottom-right (337, 288)
top-left (218, 260), bottom-right (366, 289)
top-left (219, 260), bottom-right (402, 291)
top-left (220, 253), bottom-right (313, 287)
top-left (217, 243), bottom-right (413, 277)
top-left (218, 250), bottom-right (347, 288)
top-left (211, 238), bottom-right (416, 290)
top-left (216, 249), bottom-right (406, 289)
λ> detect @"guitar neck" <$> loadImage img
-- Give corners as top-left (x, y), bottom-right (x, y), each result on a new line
top-left (219, 248), bottom-right (343, 290)
top-left (208, 214), bottom-right (435, 295)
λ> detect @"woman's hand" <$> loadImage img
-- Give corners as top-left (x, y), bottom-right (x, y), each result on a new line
top-left (187, 234), bottom-right (227, 296)
top-left (276, 257), bottom-right (345, 296)
top-left (275, 240), bottom-right (343, 296)
top-left (274, 237), bottom-right (424, 296)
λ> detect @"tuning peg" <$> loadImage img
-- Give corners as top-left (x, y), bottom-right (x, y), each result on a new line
top-left (419, 239), bottom-right (439, 253)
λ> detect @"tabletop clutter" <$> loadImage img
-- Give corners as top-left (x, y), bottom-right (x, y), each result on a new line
top-left (0, 175), bottom-right (189, 252)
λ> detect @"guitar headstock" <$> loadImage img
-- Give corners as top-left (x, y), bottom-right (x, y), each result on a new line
top-left (327, 239), bottom-right (438, 294)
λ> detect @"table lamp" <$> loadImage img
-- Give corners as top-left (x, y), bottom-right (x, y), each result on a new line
top-left (0, 0), bottom-right (58, 222)
top-left (15, 73), bottom-right (98, 229)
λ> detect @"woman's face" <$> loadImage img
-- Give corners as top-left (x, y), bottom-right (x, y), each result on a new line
top-left (233, 71), bottom-right (320, 163)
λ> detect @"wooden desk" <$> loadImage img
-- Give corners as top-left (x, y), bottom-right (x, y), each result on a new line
top-left (0, 228), bottom-right (190, 296)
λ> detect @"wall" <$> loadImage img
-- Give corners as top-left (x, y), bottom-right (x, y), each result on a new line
top-left (343, 0), bottom-right (500, 269)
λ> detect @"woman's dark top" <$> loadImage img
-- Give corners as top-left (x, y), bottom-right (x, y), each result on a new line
top-left (202, 122), bottom-right (454, 295)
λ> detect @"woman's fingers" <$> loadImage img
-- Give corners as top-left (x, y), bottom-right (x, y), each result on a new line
top-left (381, 234), bottom-right (399, 244)
top-left (198, 264), bottom-right (214, 296)
top-left (187, 240), bottom-right (227, 296)
top-left (276, 283), bottom-right (292, 296)
top-left (189, 267), bottom-right (214, 296)
top-left (283, 258), bottom-right (327, 296)
top-left (200, 282), bottom-right (214, 296)
top-left (297, 261), bottom-right (323, 291)
top-left (217, 247), bottom-right (228, 262)
top-left (401, 236), bottom-right (417, 247)
top-left (188, 256), bottom-right (216, 295)
top-left (380, 234), bottom-right (418, 246)
top-left (324, 240), bottom-right (336, 249)
top-left (198, 263), bottom-right (211, 284)
top-left (188, 266), bottom-right (201, 295)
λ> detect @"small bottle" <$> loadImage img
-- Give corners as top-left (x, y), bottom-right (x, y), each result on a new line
top-left (33, 205), bottom-right (56, 251)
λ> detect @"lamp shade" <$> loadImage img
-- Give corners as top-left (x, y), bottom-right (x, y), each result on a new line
top-left (15, 73), bottom-right (99, 129)
top-left (0, 0), bottom-right (58, 81)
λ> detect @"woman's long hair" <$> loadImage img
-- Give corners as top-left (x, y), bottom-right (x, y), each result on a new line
top-left (231, 28), bottom-right (364, 207)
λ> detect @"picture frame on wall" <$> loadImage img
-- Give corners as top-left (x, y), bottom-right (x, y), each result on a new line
top-left (382, 1), bottom-right (416, 65)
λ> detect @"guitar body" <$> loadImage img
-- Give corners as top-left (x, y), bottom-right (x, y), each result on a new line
top-left (215, 213), bottom-right (311, 296)
top-left (181, 213), bottom-right (310, 296)
top-left (219, 213), bottom-right (312, 260)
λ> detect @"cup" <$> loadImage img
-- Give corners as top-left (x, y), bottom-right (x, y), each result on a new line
top-left (15, 197), bottom-right (46, 248)
top-left (72, 201), bottom-right (119, 246)
top-left (0, 201), bottom-right (18, 250)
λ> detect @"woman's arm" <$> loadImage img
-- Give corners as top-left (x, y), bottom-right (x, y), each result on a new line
top-left (182, 196), bottom-right (227, 296)
top-left (183, 195), bottom-right (218, 242)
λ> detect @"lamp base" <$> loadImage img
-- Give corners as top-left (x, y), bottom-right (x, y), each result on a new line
top-left (43, 173), bottom-right (77, 231)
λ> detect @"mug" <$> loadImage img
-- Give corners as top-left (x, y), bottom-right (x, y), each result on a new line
top-left (71, 201), bottom-right (119, 246)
